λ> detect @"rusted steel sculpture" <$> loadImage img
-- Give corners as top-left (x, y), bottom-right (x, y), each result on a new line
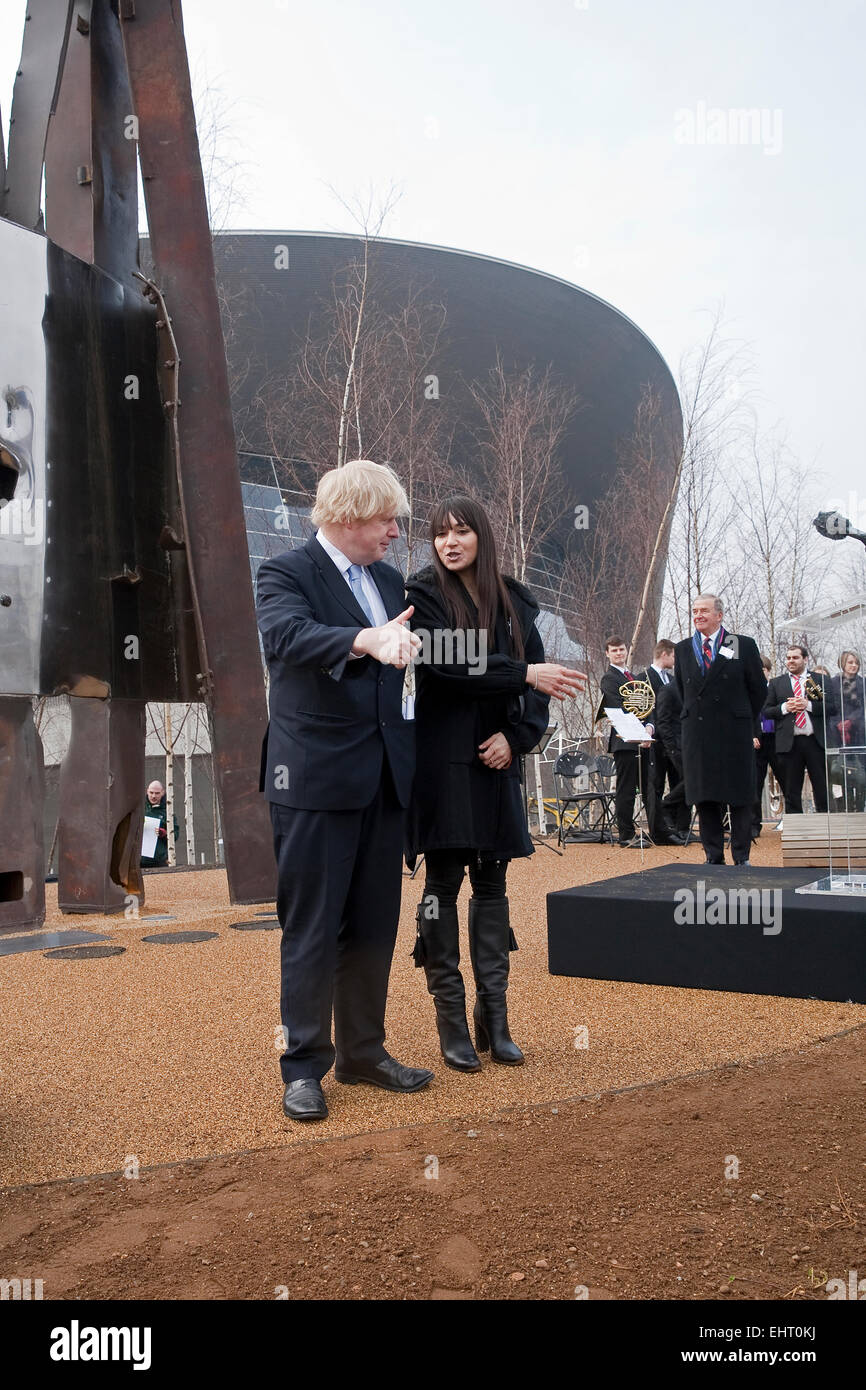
top-left (0, 0), bottom-right (275, 932)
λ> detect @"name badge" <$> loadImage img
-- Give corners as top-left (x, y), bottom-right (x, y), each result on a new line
top-left (719, 646), bottom-right (734, 659)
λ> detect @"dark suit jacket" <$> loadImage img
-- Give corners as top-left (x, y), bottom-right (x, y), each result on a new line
top-left (654, 679), bottom-right (683, 765)
top-left (673, 631), bottom-right (767, 805)
top-left (596, 666), bottom-right (653, 754)
top-left (764, 672), bottom-right (827, 753)
top-left (255, 537), bottom-right (415, 810)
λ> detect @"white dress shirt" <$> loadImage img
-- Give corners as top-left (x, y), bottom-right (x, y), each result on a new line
top-left (782, 671), bottom-right (815, 737)
top-left (316, 528), bottom-right (389, 626)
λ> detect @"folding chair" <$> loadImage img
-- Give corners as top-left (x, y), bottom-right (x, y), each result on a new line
top-left (553, 751), bottom-right (616, 846)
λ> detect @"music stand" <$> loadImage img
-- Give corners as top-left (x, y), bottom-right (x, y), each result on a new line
top-left (522, 725), bottom-right (561, 855)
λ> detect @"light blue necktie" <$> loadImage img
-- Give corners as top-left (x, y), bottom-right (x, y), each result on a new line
top-left (347, 565), bottom-right (376, 625)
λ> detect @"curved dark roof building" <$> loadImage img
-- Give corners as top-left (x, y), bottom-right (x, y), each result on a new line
top-left (169, 231), bottom-right (683, 646)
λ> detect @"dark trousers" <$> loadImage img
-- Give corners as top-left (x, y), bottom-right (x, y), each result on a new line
top-left (778, 735), bottom-right (828, 813)
top-left (753, 733), bottom-right (784, 832)
top-left (613, 746), bottom-right (666, 841)
top-left (661, 752), bottom-right (693, 834)
top-left (423, 850), bottom-right (508, 907)
top-left (270, 770), bottom-right (404, 1085)
top-left (697, 801), bottom-right (753, 864)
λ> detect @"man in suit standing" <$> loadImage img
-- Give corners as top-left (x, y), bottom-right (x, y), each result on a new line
top-left (639, 639), bottom-right (689, 844)
top-left (673, 594), bottom-right (767, 866)
top-left (752, 655), bottom-right (785, 837)
top-left (256, 459), bottom-right (433, 1122)
top-left (764, 645), bottom-right (828, 814)
top-left (654, 673), bottom-right (693, 838)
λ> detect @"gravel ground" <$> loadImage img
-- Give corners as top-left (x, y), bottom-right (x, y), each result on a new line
top-left (2, 831), bottom-right (861, 1187)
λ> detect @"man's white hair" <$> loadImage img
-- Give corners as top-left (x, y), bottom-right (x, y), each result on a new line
top-left (311, 459), bottom-right (409, 527)
top-left (694, 592), bottom-right (723, 613)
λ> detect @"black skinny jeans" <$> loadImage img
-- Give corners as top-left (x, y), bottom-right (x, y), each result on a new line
top-left (423, 849), bottom-right (508, 906)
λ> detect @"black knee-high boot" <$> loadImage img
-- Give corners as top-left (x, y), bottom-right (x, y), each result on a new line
top-left (468, 896), bottom-right (524, 1066)
top-left (413, 903), bottom-right (481, 1072)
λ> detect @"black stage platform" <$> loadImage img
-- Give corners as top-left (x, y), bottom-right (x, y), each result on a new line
top-left (547, 865), bottom-right (866, 1004)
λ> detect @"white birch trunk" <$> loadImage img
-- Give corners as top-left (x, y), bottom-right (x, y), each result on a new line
top-left (534, 753), bottom-right (546, 834)
top-left (164, 703), bottom-right (176, 867)
top-left (184, 707), bottom-right (196, 867)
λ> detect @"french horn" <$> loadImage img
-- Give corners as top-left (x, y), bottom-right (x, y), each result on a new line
top-left (619, 678), bottom-right (655, 719)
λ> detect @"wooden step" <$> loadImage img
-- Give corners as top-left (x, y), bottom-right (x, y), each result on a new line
top-left (781, 813), bottom-right (866, 867)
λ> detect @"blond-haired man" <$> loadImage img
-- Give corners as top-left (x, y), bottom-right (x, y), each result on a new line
top-left (256, 460), bottom-right (432, 1121)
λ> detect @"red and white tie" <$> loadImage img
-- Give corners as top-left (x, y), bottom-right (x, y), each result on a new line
top-left (792, 676), bottom-right (807, 729)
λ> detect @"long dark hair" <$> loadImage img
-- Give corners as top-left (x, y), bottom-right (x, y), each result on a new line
top-left (428, 495), bottom-right (525, 660)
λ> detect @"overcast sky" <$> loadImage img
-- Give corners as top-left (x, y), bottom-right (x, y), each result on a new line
top-left (2, 0), bottom-right (863, 508)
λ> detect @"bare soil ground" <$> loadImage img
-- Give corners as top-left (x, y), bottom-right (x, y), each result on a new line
top-left (2, 834), bottom-right (863, 1302)
top-left (2, 1024), bottom-right (863, 1301)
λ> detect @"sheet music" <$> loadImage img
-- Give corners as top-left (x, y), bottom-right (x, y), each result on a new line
top-left (604, 707), bottom-right (653, 742)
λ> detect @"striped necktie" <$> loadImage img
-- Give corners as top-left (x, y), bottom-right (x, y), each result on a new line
top-left (792, 675), bottom-right (807, 729)
top-left (702, 637), bottom-right (713, 670)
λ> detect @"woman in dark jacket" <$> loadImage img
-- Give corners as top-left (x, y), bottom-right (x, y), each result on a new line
top-left (826, 650), bottom-right (866, 811)
top-left (406, 496), bottom-right (585, 1071)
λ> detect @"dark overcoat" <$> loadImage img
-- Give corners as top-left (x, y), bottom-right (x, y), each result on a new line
top-left (673, 631), bottom-right (767, 805)
top-left (405, 567), bottom-right (550, 862)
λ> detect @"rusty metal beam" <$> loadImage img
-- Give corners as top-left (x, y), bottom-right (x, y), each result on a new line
top-left (119, 0), bottom-right (275, 903)
top-left (44, 1), bottom-right (94, 261)
top-left (1, 1), bottom-right (75, 228)
top-left (42, 0), bottom-right (150, 918)
top-left (57, 697), bottom-right (144, 913)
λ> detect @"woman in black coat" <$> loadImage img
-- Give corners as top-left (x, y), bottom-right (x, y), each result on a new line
top-left (406, 495), bottom-right (585, 1071)
top-left (826, 650), bottom-right (866, 811)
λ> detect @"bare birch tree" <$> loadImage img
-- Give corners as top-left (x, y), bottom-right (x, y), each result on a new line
top-left (466, 354), bottom-right (579, 582)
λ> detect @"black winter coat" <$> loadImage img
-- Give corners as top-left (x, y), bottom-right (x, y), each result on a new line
top-left (825, 672), bottom-right (866, 749)
top-left (673, 631), bottom-right (767, 805)
top-left (405, 568), bottom-right (550, 862)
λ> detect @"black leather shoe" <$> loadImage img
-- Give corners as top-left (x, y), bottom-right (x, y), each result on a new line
top-left (282, 1078), bottom-right (328, 1121)
top-left (704, 857), bottom-right (725, 865)
top-left (653, 833), bottom-right (688, 846)
top-left (335, 1056), bottom-right (434, 1092)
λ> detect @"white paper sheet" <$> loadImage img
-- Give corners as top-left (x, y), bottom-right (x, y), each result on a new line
top-left (604, 707), bottom-right (653, 742)
top-left (142, 815), bottom-right (161, 859)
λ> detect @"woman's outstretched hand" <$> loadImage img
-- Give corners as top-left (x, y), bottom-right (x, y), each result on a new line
top-left (527, 663), bottom-right (587, 700)
top-left (478, 732), bottom-right (513, 770)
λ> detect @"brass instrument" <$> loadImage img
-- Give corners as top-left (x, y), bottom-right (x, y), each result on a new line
top-left (619, 679), bottom-right (655, 719)
top-left (805, 674), bottom-right (824, 702)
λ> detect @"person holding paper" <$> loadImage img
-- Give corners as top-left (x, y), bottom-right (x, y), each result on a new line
top-left (673, 594), bottom-right (767, 866)
top-left (597, 637), bottom-right (683, 846)
top-left (140, 781), bottom-right (179, 868)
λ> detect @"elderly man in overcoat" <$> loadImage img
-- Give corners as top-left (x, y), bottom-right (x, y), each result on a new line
top-left (673, 594), bottom-right (767, 866)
